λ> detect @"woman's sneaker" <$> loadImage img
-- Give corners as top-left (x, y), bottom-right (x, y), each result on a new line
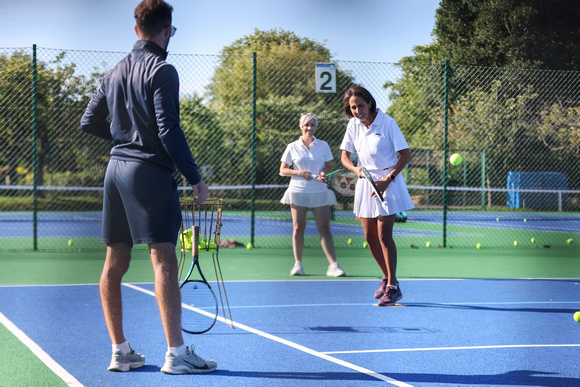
top-left (107, 345), bottom-right (145, 372)
top-left (377, 285), bottom-right (403, 306)
top-left (326, 263), bottom-right (346, 277)
top-left (161, 346), bottom-right (217, 374)
top-left (374, 276), bottom-right (388, 299)
top-left (290, 262), bottom-right (304, 276)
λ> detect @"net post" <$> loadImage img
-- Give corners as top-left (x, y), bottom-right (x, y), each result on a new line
top-left (250, 52), bottom-right (257, 247)
top-left (442, 60), bottom-right (450, 248)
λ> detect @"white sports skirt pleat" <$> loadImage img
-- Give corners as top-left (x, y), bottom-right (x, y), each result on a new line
top-left (353, 168), bottom-right (414, 218)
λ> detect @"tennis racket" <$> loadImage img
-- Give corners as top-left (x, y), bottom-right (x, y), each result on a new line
top-left (180, 225), bottom-right (218, 334)
top-left (361, 167), bottom-right (384, 202)
top-left (325, 169), bottom-right (358, 197)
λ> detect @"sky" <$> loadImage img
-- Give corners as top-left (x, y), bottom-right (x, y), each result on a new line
top-left (0, 0), bottom-right (440, 63)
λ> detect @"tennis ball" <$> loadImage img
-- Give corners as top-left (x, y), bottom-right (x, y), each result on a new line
top-left (185, 241), bottom-right (192, 251)
top-left (531, 237), bottom-right (536, 244)
top-left (450, 153), bottom-right (462, 165)
top-left (513, 241), bottom-right (518, 247)
top-left (426, 241), bottom-right (431, 248)
top-left (574, 311), bottom-right (580, 322)
top-left (206, 241), bottom-right (217, 253)
top-left (67, 239), bottom-right (74, 247)
top-left (476, 243), bottom-right (482, 249)
top-left (523, 218), bottom-right (527, 223)
top-left (347, 238), bottom-right (352, 245)
top-left (496, 217), bottom-right (499, 222)
top-left (198, 240), bottom-right (207, 252)
top-left (246, 243), bottom-right (253, 250)
top-left (363, 241), bottom-right (368, 248)
top-left (567, 238), bottom-right (574, 245)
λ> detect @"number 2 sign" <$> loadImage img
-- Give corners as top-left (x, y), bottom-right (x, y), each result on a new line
top-left (315, 63), bottom-right (336, 93)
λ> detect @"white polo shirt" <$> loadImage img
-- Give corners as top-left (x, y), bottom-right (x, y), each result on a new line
top-left (280, 137), bottom-right (334, 193)
top-left (340, 109), bottom-right (408, 170)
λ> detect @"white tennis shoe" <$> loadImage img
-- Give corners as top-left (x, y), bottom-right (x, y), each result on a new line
top-left (326, 263), bottom-right (346, 277)
top-left (161, 345), bottom-right (217, 374)
top-left (290, 262), bottom-right (304, 276)
top-left (107, 345), bottom-right (145, 372)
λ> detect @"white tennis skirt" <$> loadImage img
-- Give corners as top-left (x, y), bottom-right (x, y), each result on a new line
top-left (280, 189), bottom-right (338, 208)
top-left (354, 168), bottom-right (415, 218)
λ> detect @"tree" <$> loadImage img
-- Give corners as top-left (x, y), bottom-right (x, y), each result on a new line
top-left (434, 0), bottom-right (580, 70)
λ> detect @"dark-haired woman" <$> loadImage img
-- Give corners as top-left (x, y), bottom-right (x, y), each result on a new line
top-left (339, 86), bottom-right (414, 306)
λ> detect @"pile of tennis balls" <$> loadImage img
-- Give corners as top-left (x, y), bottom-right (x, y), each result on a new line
top-left (180, 228), bottom-right (216, 253)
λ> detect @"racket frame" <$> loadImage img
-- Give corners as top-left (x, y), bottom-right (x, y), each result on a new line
top-left (361, 167), bottom-right (384, 202)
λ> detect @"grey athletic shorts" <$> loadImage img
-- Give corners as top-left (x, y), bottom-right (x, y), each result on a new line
top-left (102, 158), bottom-right (181, 245)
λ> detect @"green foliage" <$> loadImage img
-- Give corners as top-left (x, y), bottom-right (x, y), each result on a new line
top-left (434, 0), bottom-right (580, 70)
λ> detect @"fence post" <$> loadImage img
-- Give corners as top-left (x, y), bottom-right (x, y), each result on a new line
top-left (481, 149), bottom-right (486, 209)
top-left (250, 52), bottom-right (257, 246)
top-left (32, 44), bottom-right (39, 251)
top-left (442, 60), bottom-right (450, 247)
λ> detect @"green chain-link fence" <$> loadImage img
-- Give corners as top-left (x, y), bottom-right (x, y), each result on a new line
top-left (1, 46), bottom-right (579, 251)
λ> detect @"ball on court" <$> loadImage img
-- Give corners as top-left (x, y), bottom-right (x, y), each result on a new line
top-left (450, 153), bottom-right (462, 165)
top-left (523, 218), bottom-right (527, 223)
top-left (67, 239), bottom-right (74, 247)
top-left (496, 217), bottom-right (499, 222)
top-left (531, 237), bottom-right (536, 244)
top-left (574, 311), bottom-right (580, 322)
top-left (347, 238), bottom-right (352, 245)
top-left (363, 241), bottom-right (368, 248)
top-left (513, 241), bottom-right (518, 247)
top-left (476, 243), bottom-right (482, 249)
top-left (246, 243), bottom-right (253, 250)
top-left (426, 241), bottom-right (432, 248)
top-left (567, 238), bottom-right (574, 245)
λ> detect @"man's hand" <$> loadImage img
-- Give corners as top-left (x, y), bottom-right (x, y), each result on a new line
top-left (192, 180), bottom-right (209, 204)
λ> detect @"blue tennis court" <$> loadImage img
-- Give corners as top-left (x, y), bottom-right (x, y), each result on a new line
top-left (1, 279), bottom-right (579, 386)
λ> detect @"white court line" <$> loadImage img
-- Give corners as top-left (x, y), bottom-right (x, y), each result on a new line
top-left (323, 344), bottom-right (580, 355)
top-left (0, 312), bottom-right (83, 387)
top-left (123, 283), bottom-right (413, 387)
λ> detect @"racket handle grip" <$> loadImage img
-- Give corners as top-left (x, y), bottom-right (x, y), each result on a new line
top-left (193, 225), bottom-right (199, 256)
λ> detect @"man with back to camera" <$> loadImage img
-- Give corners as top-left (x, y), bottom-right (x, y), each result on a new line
top-left (81, 0), bottom-right (216, 374)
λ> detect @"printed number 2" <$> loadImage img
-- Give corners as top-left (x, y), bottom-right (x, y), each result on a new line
top-left (319, 71), bottom-right (332, 90)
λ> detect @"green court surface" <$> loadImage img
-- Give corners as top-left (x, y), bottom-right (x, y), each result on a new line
top-left (1, 245), bottom-right (579, 286)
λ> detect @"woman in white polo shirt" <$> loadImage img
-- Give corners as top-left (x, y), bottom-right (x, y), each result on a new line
top-left (280, 112), bottom-right (345, 277)
top-left (340, 86), bottom-right (414, 306)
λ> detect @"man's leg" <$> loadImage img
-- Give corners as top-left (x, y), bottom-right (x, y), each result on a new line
top-left (100, 242), bottom-right (132, 345)
top-left (149, 242), bottom-right (184, 348)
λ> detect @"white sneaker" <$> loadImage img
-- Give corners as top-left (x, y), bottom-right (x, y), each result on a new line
top-left (290, 262), bottom-right (304, 276)
top-left (107, 344), bottom-right (145, 372)
top-left (326, 263), bottom-right (345, 277)
top-left (161, 345), bottom-right (217, 374)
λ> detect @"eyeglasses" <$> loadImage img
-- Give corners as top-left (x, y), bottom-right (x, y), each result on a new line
top-left (165, 25), bottom-right (177, 37)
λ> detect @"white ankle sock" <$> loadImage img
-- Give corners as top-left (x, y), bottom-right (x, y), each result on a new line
top-left (168, 344), bottom-right (187, 357)
top-left (113, 341), bottom-right (131, 355)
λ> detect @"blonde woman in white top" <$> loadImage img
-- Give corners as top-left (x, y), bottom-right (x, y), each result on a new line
top-left (280, 113), bottom-right (345, 277)
top-left (340, 87), bottom-right (414, 306)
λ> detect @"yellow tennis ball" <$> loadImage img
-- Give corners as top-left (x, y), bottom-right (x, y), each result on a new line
top-left (185, 241), bottom-right (192, 251)
top-left (531, 237), bottom-right (536, 244)
top-left (513, 241), bottom-right (518, 247)
top-left (450, 153), bottom-right (462, 165)
top-left (567, 238), bottom-right (574, 245)
top-left (67, 239), bottom-right (74, 247)
top-left (426, 241), bottom-right (431, 248)
top-left (476, 243), bottom-right (482, 249)
top-left (523, 218), bottom-right (527, 223)
top-left (246, 243), bottom-right (253, 250)
top-left (198, 240), bottom-right (207, 252)
top-left (363, 241), bottom-right (368, 248)
top-left (347, 238), bottom-right (352, 245)
top-left (206, 241), bottom-right (217, 253)
top-left (574, 311), bottom-right (580, 322)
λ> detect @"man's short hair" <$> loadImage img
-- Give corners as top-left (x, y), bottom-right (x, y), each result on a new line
top-left (134, 0), bottom-right (173, 37)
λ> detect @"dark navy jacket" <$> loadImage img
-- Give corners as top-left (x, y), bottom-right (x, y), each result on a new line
top-left (80, 40), bottom-right (202, 185)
